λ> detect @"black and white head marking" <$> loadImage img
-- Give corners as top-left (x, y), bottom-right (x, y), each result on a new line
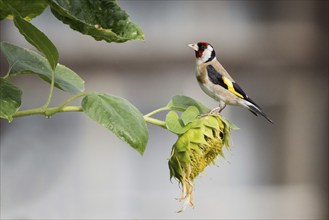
top-left (188, 42), bottom-right (216, 64)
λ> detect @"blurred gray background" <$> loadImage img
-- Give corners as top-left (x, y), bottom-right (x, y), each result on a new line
top-left (1, 0), bottom-right (328, 219)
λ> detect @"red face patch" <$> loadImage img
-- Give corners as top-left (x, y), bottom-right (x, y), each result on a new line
top-left (195, 42), bottom-right (208, 58)
top-left (196, 50), bottom-right (203, 58)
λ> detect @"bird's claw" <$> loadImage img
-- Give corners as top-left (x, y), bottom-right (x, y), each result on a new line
top-left (198, 107), bottom-right (222, 118)
top-left (209, 107), bottom-right (222, 114)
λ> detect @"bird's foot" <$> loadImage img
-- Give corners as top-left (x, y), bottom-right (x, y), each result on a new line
top-left (199, 107), bottom-right (222, 117)
top-left (209, 107), bottom-right (222, 114)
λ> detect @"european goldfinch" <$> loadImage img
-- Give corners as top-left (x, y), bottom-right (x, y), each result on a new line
top-left (188, 42), bottom-right (273, 123)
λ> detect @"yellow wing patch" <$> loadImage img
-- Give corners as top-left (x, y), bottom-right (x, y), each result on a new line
top-left (222, 77), bottom-right (244, 98)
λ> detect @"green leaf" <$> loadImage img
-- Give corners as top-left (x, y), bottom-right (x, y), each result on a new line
top-left (173, 134), bottom-right (190, 153)
top-left (0, 42), bottom-right (84, 94)
top-left (0, 78), bottom-right (22, 122)
top-left (181, 106), bottom-right (200, 126)
top-left (0, 0), bottom-right (48, 21)
top-left (13, 13), bottom-right (59, 70)
top-left (167, 95), bottom-right (210, 114)
top-left (221, 118), bottom-right (237, 149)
top-left (201, 126), bottom-right (214, 139)
top-left (203, 116), bottom-right (220, 130)
top-left (165, 111), bottom-right (191, 135)
top-left (81, 93), bottom-right (148, 155)
top-left (185, 128), bottom-right (208, 145)
top-left (49, 0), bottom-right (144, 43)
top-left (222, 118), bottom-right (240, 130)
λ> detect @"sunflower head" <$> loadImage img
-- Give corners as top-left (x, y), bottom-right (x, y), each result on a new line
top-left (166, 106), bottom-right (233, 212)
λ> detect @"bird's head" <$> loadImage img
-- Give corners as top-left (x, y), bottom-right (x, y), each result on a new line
top-left (188, 42), bottom-right (216, 63)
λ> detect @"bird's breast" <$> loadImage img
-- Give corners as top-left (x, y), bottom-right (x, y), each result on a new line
top-left (195, 64), bottom-right (207, 84)
top-left (195, 65), bottom-right (241, 105)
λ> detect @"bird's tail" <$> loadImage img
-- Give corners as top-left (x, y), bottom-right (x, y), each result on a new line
top-left (243, 99), bottom-right (274, 124)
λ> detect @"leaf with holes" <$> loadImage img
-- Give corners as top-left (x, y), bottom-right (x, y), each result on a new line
top-left (49, 0), bottom-right (144, 43)
top-left (0, 0), bottom-right (48, 21)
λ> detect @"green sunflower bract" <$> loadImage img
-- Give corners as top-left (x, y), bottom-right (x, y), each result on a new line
top-left (167, 106), bottom-right (232, 212)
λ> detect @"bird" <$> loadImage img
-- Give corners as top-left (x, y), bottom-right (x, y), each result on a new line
top-left (188, 42), bottom-right (273, 123)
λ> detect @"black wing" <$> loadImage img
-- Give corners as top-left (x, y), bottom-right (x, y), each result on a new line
top-left (207, 65), bottom-right (228, 90)
top-left (207, 65), bottom-right (248, 99)
top-left (206, 65), bottom-right (273, 123)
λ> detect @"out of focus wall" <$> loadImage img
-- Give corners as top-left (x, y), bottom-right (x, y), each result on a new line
top-left (1, 1), bottom-right (328, 219)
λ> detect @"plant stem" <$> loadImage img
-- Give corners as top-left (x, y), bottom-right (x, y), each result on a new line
top-left (57, 92), bottom-right (88, 109)
top-left (46, 105), bottom-right (83, 116)
top-left (11, 92), bottom-right (86, 119)
top-left (143, 115), bottom-right (166, 129)
top-left (3, 60), bottom-right (19, 79)
top-left (144, 106), bottom-right (170, 117)
top-left (42, 68), bottom-right (56, 109)
top-left (12, 106), bottom-right (82, 118)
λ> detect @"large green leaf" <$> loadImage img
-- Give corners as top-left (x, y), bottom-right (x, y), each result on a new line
top-left (49, 0), bottom-right (144, 43)
top-left (0, 78), bottom-right (22, 122)
top-left (0, 42), bottom-right (84, 94)
top-left (0, 0), bottom-right (48, 21)
top-left (13, 13), bottom-right (59, 70)
top-left (167, 95), bottom-right (210, 114)
top-left (81, 93), bottom-right (148, 155)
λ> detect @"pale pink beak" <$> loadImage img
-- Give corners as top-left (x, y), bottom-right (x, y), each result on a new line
top-left (188, 43), bottom-right (198, 51)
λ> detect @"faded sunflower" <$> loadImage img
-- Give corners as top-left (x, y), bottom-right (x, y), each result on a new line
top-left (167, 107), bottom-right (232, 212)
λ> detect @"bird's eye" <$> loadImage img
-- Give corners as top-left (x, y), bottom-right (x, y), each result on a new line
top-left (198, 43), bottom-right (206, 51)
